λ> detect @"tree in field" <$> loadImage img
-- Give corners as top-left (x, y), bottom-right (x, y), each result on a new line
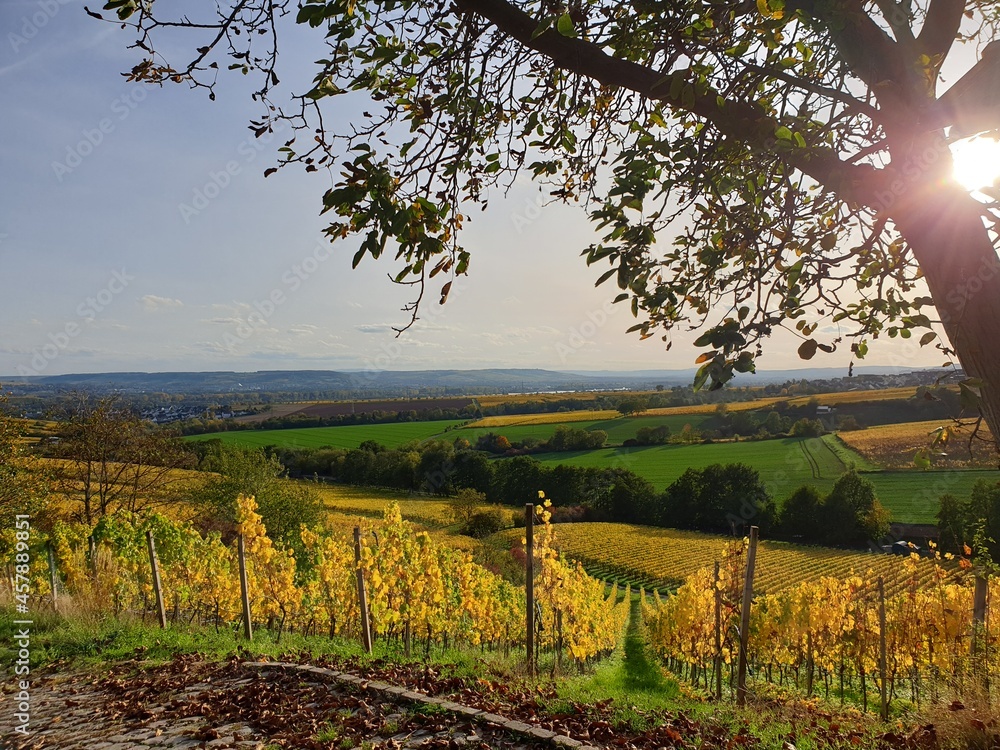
top-left (448, 487), bottom-right (486, 525)
top-left (616, 396), bottom-right (649, 418)
top-left (97, 1), bottom-right (1000, 439)
top-left (54, 394), bottom-right (195, 524)
top-left (191, 445), bottom-right (322, 553)
top-left (935, 491), bottom-right (966, 552)
top-left (660, 463), bottom-right (775, 534)
top-left (820, 469), bottom-right (890, 546)
top-left (779, 484), bottom-right (825, 540)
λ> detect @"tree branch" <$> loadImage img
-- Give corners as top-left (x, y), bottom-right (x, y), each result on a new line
top-left (741, 62), bottom-right (883, 121)
top-left (456, 0), bottom-right (891, 209)
top-left (917, 0), bottom-right (965, 67)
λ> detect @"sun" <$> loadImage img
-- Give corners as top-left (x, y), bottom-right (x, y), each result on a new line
top-left (951, 136), bottom-right (1000, 192)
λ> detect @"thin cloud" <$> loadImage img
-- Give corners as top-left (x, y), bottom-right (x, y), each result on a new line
top-left (140, 295), bottom-right (183, 312)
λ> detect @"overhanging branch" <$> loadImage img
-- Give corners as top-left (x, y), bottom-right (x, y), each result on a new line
top-left (457, 0), bottom-right (892, 208)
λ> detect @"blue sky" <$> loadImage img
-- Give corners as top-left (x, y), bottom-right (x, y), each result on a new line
top-left (0, 0), bottom-right (948, 378)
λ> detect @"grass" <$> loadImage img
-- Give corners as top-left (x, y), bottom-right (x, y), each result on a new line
top-left (0, 605), bottom-right (510, 679)
top-left (0, 607), bottom-right (360, 670)
top-left (523, 435), bottom-right (995, 523)
top-left (865, 469), bottom-right (1000, 524)
top-left (182, 420), bottom-right (466, 450)
top-left (529, 436), bottom-right (856, 497)
top-left (455, 413), bottom-right (713, 446)
top-left (554, 598), bottom-right (680, 726)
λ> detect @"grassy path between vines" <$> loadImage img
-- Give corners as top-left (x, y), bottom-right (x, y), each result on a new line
top-left (555, 594), bottom-right (679, 724)
top-left (621, 597), bottom-right (670, 693)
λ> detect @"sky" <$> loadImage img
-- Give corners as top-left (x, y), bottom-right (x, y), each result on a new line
top-left (0, 0), bottom-right (956, 378)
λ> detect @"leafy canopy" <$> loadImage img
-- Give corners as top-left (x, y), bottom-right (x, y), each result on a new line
top-left (100, 0), bottom-right (1000, 387)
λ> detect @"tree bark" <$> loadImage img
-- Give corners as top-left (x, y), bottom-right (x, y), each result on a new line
top-left (891, 151), bottom-right (1000, 446)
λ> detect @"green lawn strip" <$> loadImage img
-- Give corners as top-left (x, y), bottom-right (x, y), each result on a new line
top-left (0, 607), bottom-right (510, 681)
top-left (863, 469), bottom-right (1000, 525)
top-left (552, 597), bottom-right (679, 730)
top-left (530, 438), bottom-right (838, 497)
top-left (182, 420), bottom-right (466, 450)
top-left (527, 437), bottom-right (998, 524)
top-left (455, 414), bottom-right (713, 447)
top-left (822, 433), bottom-right (879, 472)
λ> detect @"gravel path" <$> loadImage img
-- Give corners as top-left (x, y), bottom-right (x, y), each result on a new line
top-left (0, 657), bottom-right (556, 750)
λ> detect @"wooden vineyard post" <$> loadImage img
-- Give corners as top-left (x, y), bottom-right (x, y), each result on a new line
top-left (525, 503), bottom-right (535, 677)
top-left (714, 561), bottom-right (723, 700)
top-left (736, 526), bottom-right (759, 706)
top-left (237, 533), bottom-right (253, 641)
top-left (556, 608), bottom-right (564, 672)
top-left (878, 577), bottom-right (889, 722)
top-left (973, 575), bottom-right (988, 688)
top-left (354, 527), bottom-right (373, 654)
top-left (46, 542), bottom-right (58, 612)
top-left (973, 575), bottom-right (988, 651)
top-left (145, 531), bottom-right (168, 629)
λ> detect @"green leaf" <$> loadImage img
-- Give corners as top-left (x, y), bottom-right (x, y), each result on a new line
top-left (595, 267), bottom-right (617, 286)
top-left (556, 13), bottom-right (576, 38)
top-left (774, 126), bottom-right (793, 141)
top-left (531, 17), bottom-right (553, 39)
top-left (734, 351), bottom-right (756, 373)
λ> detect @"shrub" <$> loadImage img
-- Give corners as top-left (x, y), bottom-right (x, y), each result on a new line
top-left (463, 507), bottom-right (512, 538)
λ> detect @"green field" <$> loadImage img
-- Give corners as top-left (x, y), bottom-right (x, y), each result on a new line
top-left (183, 417), bottom-right (1000, 524)
top-left (183, 420), bottom-right (466, 450)
top-left (454, 413), bottom-right (713, 446)
top-left (864, 470), bottom-right (999, 524)
top-left (530, 435), bottom-right (856, 493)
top-left (527, 434), bottom-right (996, 523)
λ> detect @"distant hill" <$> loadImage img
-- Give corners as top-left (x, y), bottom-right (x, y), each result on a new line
top-left (2, 365), bottom-right (950, 399)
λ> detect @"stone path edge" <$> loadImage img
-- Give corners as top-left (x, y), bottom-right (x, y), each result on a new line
top-left (243, 661), bottom-right (598, 750)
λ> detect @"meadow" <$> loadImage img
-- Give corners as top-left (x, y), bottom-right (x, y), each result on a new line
top-left (530, 434), bottom-right (860, 493)
top-left (180, 411), bottom-right (1000, 523)
top-left (453, 413), bottom-right (713, 446)
top-left (527, 435), bottom-right (995, 523)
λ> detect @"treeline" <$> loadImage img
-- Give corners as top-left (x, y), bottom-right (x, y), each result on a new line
top-left (473, 425), bottom-right (608, 455)
top-left (938, 481), bottom-right (1000, 557)
top-left (188, 438), bottom-right (890, 549)
top-left (177, 407), bottom-right (477, 435)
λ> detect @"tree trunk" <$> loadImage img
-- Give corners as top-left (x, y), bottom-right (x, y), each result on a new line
top-left (893, 157), bottom-right (1000, 445)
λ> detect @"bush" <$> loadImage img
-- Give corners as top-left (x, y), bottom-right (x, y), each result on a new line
top-left (463, 507), bottom-right (512, 538)
top-left (789, 418), bottom-right (826, 437)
